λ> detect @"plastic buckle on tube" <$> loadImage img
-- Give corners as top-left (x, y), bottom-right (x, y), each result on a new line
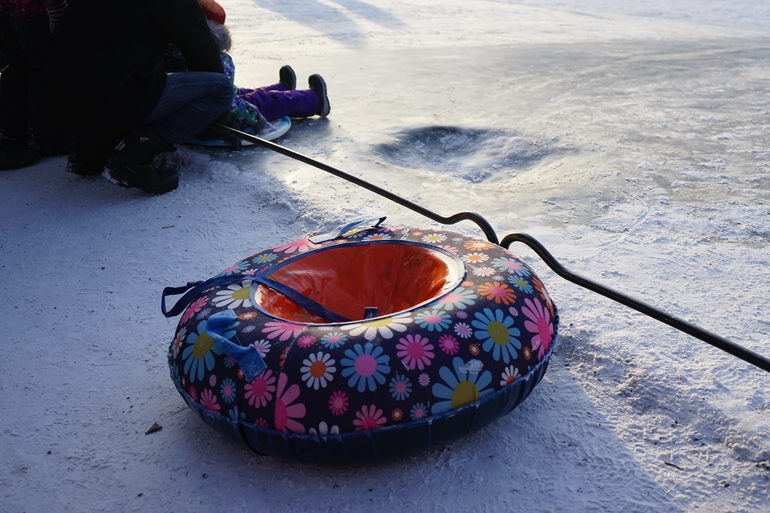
top-left (309, 217), bottom-right (387, 244)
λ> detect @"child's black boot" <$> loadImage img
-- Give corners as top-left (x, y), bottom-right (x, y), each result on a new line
top-left (309, 74), bottom-right (330, 117)
top-left (280, 65), bottom-right (296, 90)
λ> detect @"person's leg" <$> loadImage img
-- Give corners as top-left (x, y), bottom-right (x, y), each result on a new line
top-left (11, 15), bottom-right (64, 155)
top-left (248, 64), bottom-right (296, 94)
top-left (0, 16), bottom-right (29, 142)
top-left (0, 15), bottom-right (39, 170)
top-left (142, 71), bottom-right (233, 143)
top-left (239, 88), bottom-right (318, 121)
top-left (103, 71), bottom-right (233, 193)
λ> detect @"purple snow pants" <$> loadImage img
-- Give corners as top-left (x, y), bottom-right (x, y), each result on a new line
top-left (238, 82), bottom-right (318, 121)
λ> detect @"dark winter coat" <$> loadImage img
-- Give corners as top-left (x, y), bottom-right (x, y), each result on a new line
top-left (165, 21), bottom-right (267, 134)
top-left (47, 0), bottom-right (224, 165)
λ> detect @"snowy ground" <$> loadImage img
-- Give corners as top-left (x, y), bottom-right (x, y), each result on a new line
top-left (2, 1), bottom-right (770, 511)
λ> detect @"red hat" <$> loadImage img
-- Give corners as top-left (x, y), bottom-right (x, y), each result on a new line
top-left (198, 0), bottom-right (226, 25)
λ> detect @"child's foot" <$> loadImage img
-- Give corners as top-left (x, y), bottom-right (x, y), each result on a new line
top-left (279, 65), bottom-right (296, 90)
top-left (308, 74), bottom-right (330, 117)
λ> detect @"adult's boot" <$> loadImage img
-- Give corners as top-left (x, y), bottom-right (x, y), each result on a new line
top-left (104, 130), bottom-right (179, 194)
top-left (0, 137), bottom-right (40, 171)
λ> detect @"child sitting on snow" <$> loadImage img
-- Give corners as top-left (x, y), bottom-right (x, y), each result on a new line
top-left (168, 0), bottom-right (330, 141)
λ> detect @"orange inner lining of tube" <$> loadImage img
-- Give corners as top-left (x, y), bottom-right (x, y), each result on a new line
top-left (254, 243), bottom-right (463, 323)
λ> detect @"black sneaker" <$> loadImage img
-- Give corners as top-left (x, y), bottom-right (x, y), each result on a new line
top-left (103, 130), bottom-right (179, 194)
top-left (279, 65), bottom-right (296, 90)
top-left (308, 74), bottom-right (330, 117)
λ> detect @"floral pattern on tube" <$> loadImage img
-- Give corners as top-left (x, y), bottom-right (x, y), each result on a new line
top-left (169, 226), bottom-right (558, 435)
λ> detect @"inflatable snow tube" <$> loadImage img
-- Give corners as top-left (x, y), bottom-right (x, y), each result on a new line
top-left (163, 219), bottom-right (559, 463)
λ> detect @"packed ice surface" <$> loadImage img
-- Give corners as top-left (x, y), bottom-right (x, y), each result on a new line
top-left (1, 1), bottom-right (769, 512)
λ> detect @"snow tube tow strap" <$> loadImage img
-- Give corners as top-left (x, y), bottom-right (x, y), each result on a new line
top-left (162, 270), bottom-right (361, 381)
top-left (161, 217), bottom-right (388, 320)
top-left (162, 270), bottom-right (352, 323)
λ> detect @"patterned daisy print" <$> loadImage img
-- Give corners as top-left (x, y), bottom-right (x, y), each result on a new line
top-left (437, 334), bottom-right (460, 355)
top-left (414, 309), bottom-right (451, 332)
top-left (296, 335), bottom-right (317, 348)
top-left (477, 281), bottom-right (517, 305)
top-left (169, 225), bottom-right (558, 441)
top-left (472, 307), bottom-right (522, 364)
top-left (410, 403), bottom-right (430, 421)
top-left (244, 369), bottom-right (277, 408)
top-left (522, 298), bottom-right (554, 360)
top-left (217, 261), bottom-right (250, 277)
top-left (213, 280), bottom-right (253, 309)
top-left (396, 333), bottom-right (435, 370)
top-left (461, 252), bottom-right (489, 264)
top-left (228, 406), bottom-right (246, 422)
top-left (437, 286), bottom-right (478, 311)
top-left (328, 390), bottom-right (349, 415)
top-left (509, 277), bottom-right (533, 294)
top-left (274, 373), bottom-right (306, 433)
top-left (340, 343), bottom-right (391, 392)
top-left (492, 257), bottom-right (532, 277)
top-left (172, 327), bottom-right (186, 359)
top-left (341, 313), bottom-right (412, 341)
top-left (389, 374), bottom-right (412, 400)
top-left (262, 320), bottom-right (306, 341)
top-left (431, 357), bottom-right (493, 414)
top-left (181, 297), bottom-right (208, 324)
top-left (500, 365), bottom-right (520, 386)
top-left (532, 277), bottom-right (555, 317)
top-left (300, 352), bottom-right (336, 390)
top-left (454, 322), bottom-right (472, 339)
top-left (353, 405), bottom-right (386, 431)
top-left (251, 252), bottom-right (278, 264)
top-left (220, 378), bottom-right (237, 403)
top-left (464, 240), bottom-right (495, 251)
top-left (308, 422), bottom-right (340, 435)
top-left (272, 238), bottom-right (320, 254)
top-left (251, 339), bottom-right (271, 357)
top-left (472, 267), bottom-right (496, 277)
top-left (321, 332), bottom-right (347, 348)
top-left (200, 389), bottom-right (220, 412)
top-left (182, 320), bottom-right (227, 382)
top-left (422, 233), bottom-right (447, 243)
top-left (363, 233), bottom-right (392, 241)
